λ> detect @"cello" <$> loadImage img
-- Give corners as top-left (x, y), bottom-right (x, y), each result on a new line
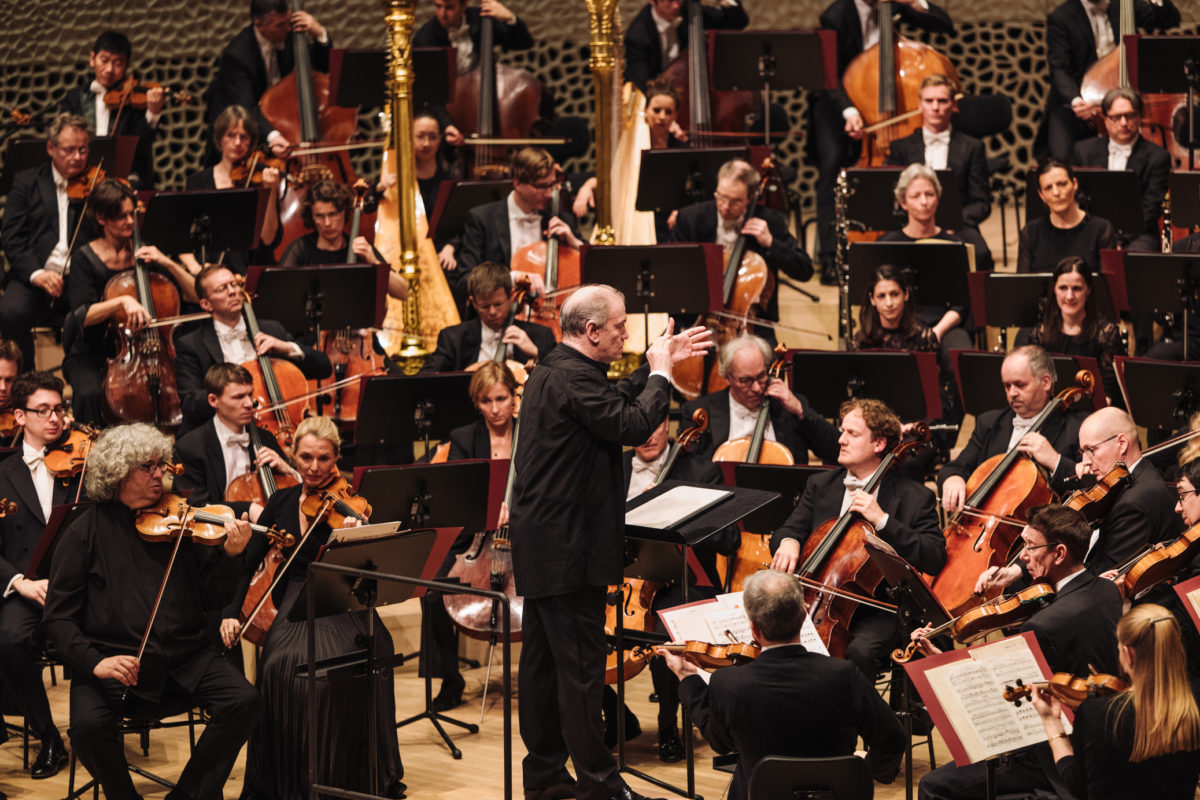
top-left (511, 183), bottom-right (581, 341)
top-left (931, 371), bottom-right (1095, 616)
top-left (711, 343), bottom-right (795, 465)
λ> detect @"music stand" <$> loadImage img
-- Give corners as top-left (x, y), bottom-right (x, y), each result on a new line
top-left (1115, 356), bottom-right (1200, 430)
top-left (635, 147), bottom-right (750, 214)
top-left (1025, 168), bottom-right (1144, 239)
top-left (352, 460), bottom-right (495, 533)
top-left (709, 30), bottom-right (835, 146)
top-left (329, 49), bottom-right (383, 108)
top-left (355, 374), bottom-right (476, 466)
top-left (952, 351), bottom-right (1106, 416)
top-left (1130, 35), bottom-right (1200, 169)
top-left (847, 240), bottom-right (972, 319)
top-left (0, 135), bottom-right (134, 195)
top-left (428, 179), bottom-right (510, 243)
top-left (1115, 253), bottom-right (1200, 360)
top-left (790, 350), bottom-right (943, 421)
top-left (1169, 173), bottom-right (1200, 231)
top-left (967, 272), bottom-right (1118, 352)
top-left (140, 189), bottom-right (264, 265)
top-left (842, 168), bottom-right (964, 231)
top-left (245, 263), bottom-right (387, 339)
top-left (24, 502), bottom-right (94, 580)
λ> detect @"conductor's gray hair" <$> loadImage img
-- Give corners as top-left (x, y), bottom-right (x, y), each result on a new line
top-left (85, 423), bottom-right (173, 502)
top-left (560, 284), bottom-right (625, 339)
top-left (718, 334), bottom-right (773, 379)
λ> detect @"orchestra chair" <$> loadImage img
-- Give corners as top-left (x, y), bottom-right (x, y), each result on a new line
top-left (951, 94), bottom-right (1017, 265)
top-left (747, 754), bottom-right (874, 800)
top-left (1, 642), bottom-right (66, 770)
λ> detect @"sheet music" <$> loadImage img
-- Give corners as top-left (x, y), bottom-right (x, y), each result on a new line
top-left (327, 521), bottom-right (403, 545)
top-left (625, 486), bottom-right (731, 529)
top-left (657, 590), bottom-right (829, 658)
top-left (1184, 584), bottom-right (1200, 621)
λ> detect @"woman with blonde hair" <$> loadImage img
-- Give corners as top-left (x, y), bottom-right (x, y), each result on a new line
top-left (1033, 603), bottom-right (1200, 798)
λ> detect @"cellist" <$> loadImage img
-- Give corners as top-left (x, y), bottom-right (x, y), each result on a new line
top-left (622, 0), bottom-right (748, 93)
top-left (769, 398), bottom-right (943, 678)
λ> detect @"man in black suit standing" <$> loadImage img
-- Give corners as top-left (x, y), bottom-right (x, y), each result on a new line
top-left (57, 31), bottom-right (162, 189)
top-left (939, 346), bottom-right (1082, 513)
top-left (510, 285), bottom-right (710, 800)
top-left (812, 0), bottom-right (953, 284)
top-left (420, 262), bottom-right (556, 372)
top-left (885, 73), bottom-right (993, 271)
top-left (174, 265), bottom-right (332, 434)
top-left (0, 113), bottom-right (91, 369)
top-left (682, 334), bottom-right (839, 465)
top-left (917, 504), bottom-right (1122, 800)
top-left (770, 397), bottom-right (944, 679)
top-left (205, 0), bottom-right (331, 156)
top-left (622, 0), bottom-right (748, 93)
top-left (663, 569), bottom-right (906, 800)
top-left (1041, 0), bottom-right (1179, 161)
top-left (0, 372), bottom-right (81, 780)
top-left (669, 159), bottom-right (812, 327)
top-left (1072, 87), bottom-right (1169, 255)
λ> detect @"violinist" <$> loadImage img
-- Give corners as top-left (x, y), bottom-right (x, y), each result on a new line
top-left (42, 423), bottom-right (260, 800)
top-left (1017, 159), bottom-right (1114, 274)
top-left (770, 398), bottom-right (943, 678)
top-left (682, 334), bottom-right (839, 464)
top-left (221, 416), bottom-right (405, 800)
top-left (205, 0), bottom-right (331, 157)
top-left (915, 504), bottom-right (1122, 800)
top-left (660, 570), bottom-right (905, 800)
top-left (420, 261), bottom-right (556, 373)
top-left (669, 159), bottom-right (813, 329)
top-left (174, 264), bottom-right (331, 433)
top-left (61, 178), bottom-right (198, 427)
top-left (0, 372), bottom-right (79, 780)
top-left (57, 31), bottom-right (162, 189)
top-left (0, 112), bottom-right (90, 369)
top-left (1032, 605), bottom-right (1200, 800)
top-left (939, 345), bottom-right (1083, 512)
top-left (622, 0), bottom-right (748, 93)
top-left (278, 179), bottom-right (386, 266)
top-left (181, 105), bottom-right (282, 276)
top-left (0, 340), bottom-right (22, 425)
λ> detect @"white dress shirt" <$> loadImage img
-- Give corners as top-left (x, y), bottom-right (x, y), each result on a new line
top-left (839, 472), bottom-right (888, 530)
top-left (507, 192), bottom-right (543, 254)
top-left (627, 449), bottom-right (669, 499)
top-left (728, 394), bottom-right (776, 443)
top-left (30, 166), bottom-right (72, 286)
top-left (254, 27), bottom-right (284, 87)
top-left (922, 128), bottom-right (951, 171)
top-left (477, 320), bottom-right (510, 364)
top-left (214, 417), bottom-right (252, 491)
top-left (1108, 138), bottom-right (1134, 171)
top-left (214, 318), bottom-right (260, 364)
top-left (651, 5), bottom-right (682, 64)
top-left (448, 20), bottom-right (477, 74)
top-left (1006, 414), bottom-right (1038, 452)
top-left (1083, 0), bottom-right (1116, 59)
top-left (0, 440), bottom-right (52, 597)
top-left (716, 210), bottom-right (743, 252)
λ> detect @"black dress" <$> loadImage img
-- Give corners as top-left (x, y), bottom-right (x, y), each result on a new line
top-left (278, 231), bottom-right (385, 267)
top-left (230, 485), bottom-right (403, 799)
top-left (184, 168), bottom-right (280, 274)
top-left (1027, 321), bottom-right (1123, 408)
top-left (1016, 213), bottom-right (1114, 274)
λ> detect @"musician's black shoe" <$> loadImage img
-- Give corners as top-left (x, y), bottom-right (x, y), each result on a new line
top-left (30, 738), bottom-right (68, 779)
top-left (657, 727), bottom-right (684, 763)
top-left (612, 786), bottom-right (667, 800)
top-left (524, 781), bottom-right (576, 800)
top-left (431, 675), bottom-right (465, 712)
top-left (819, 259), bottom-right (839, 286)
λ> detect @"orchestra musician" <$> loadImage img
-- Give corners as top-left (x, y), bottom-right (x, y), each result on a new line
top-left (811, 0), bottom-right (954, 284)
top-left (661, 569), bottom-right (906, 800)
top-left (1032, 604), bottom-right (1200, 800)
top-left (205, 0), bottom-right (331, 156)
top-left (174, 264), bottom-right (332, 434)
top-left (884, 73), bottom-right (994, 271)
top-left (769, 398), bottom-right (944, 679)
top-left (61, 177), bottom-right (199, 427)
top-left (915, 504), bottom-right (1122, 800)
top-left (413, 110), bottom-right (461, 273)
top-left (220, 415), bottom-right (404, 799)
top-left (1017, 159), bottom-right (1114, 275)
top-left (622, 0), bottom-right (749, 93)
top-left (682, 334), bottom-right (840, 465)
top-left (42, 423), bottom-right (261, 800)
top-left (939, 345), bottom-right (1082, 512)
top-left (57, 31), bottom-right (162, 190)
top-left (0, 112), bottom-right (91, 370)
top-left (509, 285), bottom-right (711, 800)
top-left (0, 372), bottom-right (80, 780)
top-left (421, 261), bottom-right (556, 373)
top-left (0, 340), bottom-right (22, 419)
top-left (1039, 0), bottom-right (1180, 161)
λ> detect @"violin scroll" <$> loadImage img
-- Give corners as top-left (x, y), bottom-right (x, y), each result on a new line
top-left (0, 498), bottom-right (17, 517)
top-left (676, 408), bottom-right (709, 451)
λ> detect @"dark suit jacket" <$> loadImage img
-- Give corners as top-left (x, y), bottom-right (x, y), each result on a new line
top-left (884, 128), bottom-right (992, 228)
top-left (772, 467), bottom-right (946, 575)
top-left (172, 419), bottom-right (285, 506)
top-left (938, 406), bottom-right (1082, 494)
top-left (622, 1), bottom-right (749, 91)
top-left (1021, 569), bottom-right (1121, 676)
top-left (510, 349), bottom-right (668, 599)
top-left (679, 644), bottom-right (905, 800)
top-left (0, 163), bottom-right (83, 288)
top-left (420, 318), bottom-right (557, 373)
top-left (457, 197), bottom-right (582, 290)
top-left (0, 452), bottom-right (81, 587)
top-left (682, 388), bottom-right (840, 466)
top-left (413, 7), bottom-right (533, 51)
top-left (446, 419), bottom-right (491, 461)
top-left (59, 84), bottom-right (158, 189)
top-left (205, 24), bottom-right (332, 138)
top-left (1072, 135), bottom-right (1171, 232)
top-left (1087, 458), bottom-right (1183, 574)
top-left (173, 319), bottom-right (333, 434)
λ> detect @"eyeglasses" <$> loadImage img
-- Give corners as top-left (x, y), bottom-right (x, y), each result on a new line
top-left (713, 192), bottom-right (748, 207)
top-left (1080, 433), bottom-right (1119, 458)
top-left (1179, 488), bottom-right (1198, 503)
top-left (1106, 112), bottom-right (1139, 123)
top-left (23, 405), bottom-right (67, 420)
top-left (136, 460), bottom-right (172, 475)
top-left (1020, 542), bottom-right (1054, 554)
top-left (730, 372), bottom-right (769, 388)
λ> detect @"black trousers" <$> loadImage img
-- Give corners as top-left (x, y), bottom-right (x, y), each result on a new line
top-left (0, 596), bottom-right (57, 744)
top-left (811, 92), bottom-right (859, 266)
top-left (519, 587), bottom-right (623, 800)
top-left (69, 656), bottom-right (261, 800)
top-left (61, 353), bottom-right (105, 428)
top-left (1038, 104), bottom-right (1093, 163)
top-left (845, 607), bottom-right (903, 681)
top-left (919, 743), bottom-right (1072, 800)
top-left (0, 281), bottom-right (65, 371)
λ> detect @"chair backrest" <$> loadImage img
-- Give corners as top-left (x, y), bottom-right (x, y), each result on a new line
top-left (952, 94), bottom-right (1014, 140)
top-left (747, 755), bottom-right (874, 800)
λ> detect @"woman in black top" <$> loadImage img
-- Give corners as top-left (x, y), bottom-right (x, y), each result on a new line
top-left (278, 179), bottom-right (385, 266)
top-left (1017, 159), bottom-right (1114, 274)
top-left (1033, 603), bottom-right (1200, 800)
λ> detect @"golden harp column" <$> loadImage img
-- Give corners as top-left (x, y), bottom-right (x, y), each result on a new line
top-left (585, 0), bottom-right (621, 246)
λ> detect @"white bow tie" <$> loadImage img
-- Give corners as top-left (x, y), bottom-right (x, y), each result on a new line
top-left (515, 211), bottom-right (541, 225)
top-left (1109, 141), bottom-right (1133, 157)
top-left (23, 451), bottom-right (43, 468)
top-left (844, 476), bottom-right (868, 491)
top-left (218, 326), bottom-right (247, 341)
top-left (89, 80), bottom-right (105, 95)
top-left (1086, 0), bottom-right (1109, 12)
top-left (226, 433), bottom-right (250, 448)
top-left (924, 130), bottom-right (950, 147)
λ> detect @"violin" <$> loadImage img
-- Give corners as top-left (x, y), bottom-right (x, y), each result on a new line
top-left (135, 493), bottom-right (293, 548)
top-left (1003, 671), bottom-right (1129, 710)
top-left (659, 639), bottom-right (762, 670)
top-left (4, 107), bottom-right (31, 127)
top-left (712, 343), bottom-right (795, 465)
top-left (228, 153), bottom-right (288, 187)
top-left (43, 424), bottom-right (100, 478)
top-left (0, 498), bottom-right (17, 517)
top-left (1064, 462), bottom-right (1131, 523)
top-left (65, 165), bottom-right (110, 201)
top-left (103, 77), bottom-right (193, 111)
top-left (0, 408), bottom-right (18, 441)
top-left (1113, 520), bottom-right (1200, 601)
top-left (604, 577), bottom-right (664, 683)
top-left (299, 474), bottom-right (372, 529)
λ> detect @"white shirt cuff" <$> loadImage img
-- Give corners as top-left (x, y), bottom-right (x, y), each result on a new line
top-left (915, 0), bottom-right (930, 9)
top-left (145, 109), bottom-right (161, 128)
top-left (267, 130), bottom-right (286, 148)
top-left (30, 268), bottom-right (46, 284)
top-left (1070, 96), bottom-right (1086, 109)
top-left (876, 513), bottom-right (889, 531)
top-left (843, 106), bottom-right (863, 121)
top-left (649, 370), bottom-right (671, 382)
top-left (287, 342), bottom-right (305, 360)
top-left (4, 573), bottom-right (22, 598)
top-left (316, 30), bottom-right (330, 44)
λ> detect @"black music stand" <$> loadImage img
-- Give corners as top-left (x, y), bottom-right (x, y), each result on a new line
top-left (709, 30), bottom-right (835, 145)
top-left (246, 263), bottom-right (387, 339)
top-left (847, 240), bottom-right (972, 325)
top-left (428, 179), bottom-right (510, 243)
top-left (790, 350), bottom-right (942, 421)
top-left (842, 168), bottom-right (964, 231)
top-left (355, 373), bottom-right (476, 466)
top-left (635, 147), bottom-right (750, 214)
top-left (952, 351), bottom-right (1105, 416)
top-left (1025, 168), bottom-right (1144, 239)
top-left (1170, 173), bottom-right (1200, 231)
top-left (1131, 35), bottom-right (1200, 169)
top-left (24, 502), bottom-right (94, 581)
top-left (967, 272), bottom-right (1118, 352)
top-left (1115, 357), bottom-right (1200, 431)
top-left (140, 189), bottom-right (263, 265)
top-left (329, 49), bottom-right (383, 108)
top-left (1118, 253), bottom-right (1200, 360)
top-left (618, 480), bottom-right (779, 800)
top-left (0, 135), bottom-right (134, 195)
